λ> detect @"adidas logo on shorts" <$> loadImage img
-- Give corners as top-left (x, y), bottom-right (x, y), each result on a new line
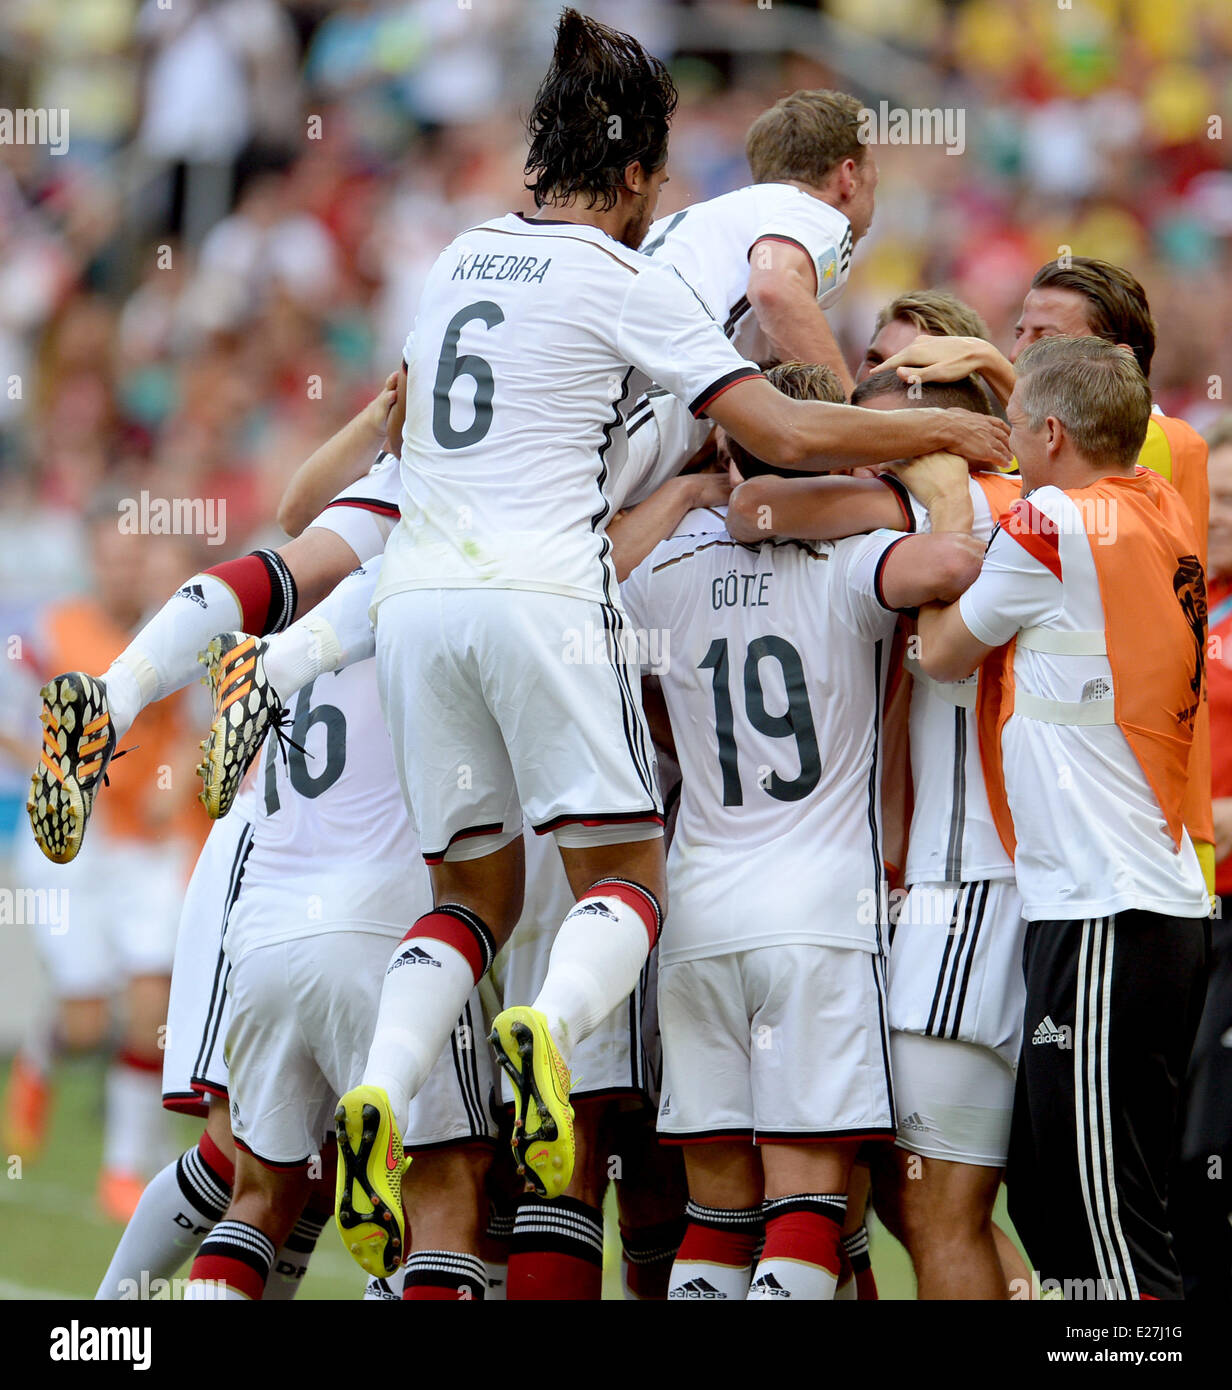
top-left (749, 1272), bottom-right (790, 1298)
top-left (899, 1111), bottom-right (928, 1132)
top-left (388, 945), bottom-right (442, 972)
top-left (1032, 1015), bottom-right (1072, 1049)
top-left (669, 1277), bottom-right (725, 1299)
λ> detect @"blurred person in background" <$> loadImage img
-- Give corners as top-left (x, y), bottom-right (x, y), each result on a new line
top-left (2, 500), bottom-right (206, 1221)
top-left (1172, 413), bottom-right (1232, 1300)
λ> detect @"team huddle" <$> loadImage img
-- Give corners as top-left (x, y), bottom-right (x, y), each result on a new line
top-left (26, 10), bottom-right (1212, 1301)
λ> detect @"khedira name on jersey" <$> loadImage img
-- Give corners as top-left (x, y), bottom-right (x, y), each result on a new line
top-left (451, 251), bottom-right (552, 284)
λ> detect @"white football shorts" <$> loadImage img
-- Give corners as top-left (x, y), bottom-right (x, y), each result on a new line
top-left (374, 587), bottom-right (663, 863)
top-left (656, 943), bottom-right (895, 1143)
top-left (888, 878), bottom-right (1028, 1068)
top-left (162, 811), bottom-right (254, 1115)
top-left (891, 1032), bottom-right (1016, 1167)
top-left (225, 929), bottom-right (497, 1167)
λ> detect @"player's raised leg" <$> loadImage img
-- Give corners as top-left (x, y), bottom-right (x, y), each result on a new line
top-left (196, 559), bottom-right (381, 818)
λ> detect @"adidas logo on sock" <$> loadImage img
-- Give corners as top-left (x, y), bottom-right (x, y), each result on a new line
top-left (1032, 1015), bottom-right (1072, 1049)
top-left (899, 1111), bottom-right (928, 1132)
top-left (750, 1272), bottom-right (790, 1298)
top-left (570, 901), bottom-right (619, 921)
top-left (176, 583), bottom-right (207, 608)
top-left (388, 945), bottom-right (441, 972)
top-left (669, 1277), bottom-right (725, 1299)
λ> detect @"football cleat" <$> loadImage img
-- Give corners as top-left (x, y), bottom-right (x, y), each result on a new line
top-left (334, 1085), bottom-right (410, 1277)
top-left (27, 672), bottom-right (117, 864)
top-left (196, 632), bottom-right (284, 819)
top-left (489, 1006), bottom-right (575, 1199)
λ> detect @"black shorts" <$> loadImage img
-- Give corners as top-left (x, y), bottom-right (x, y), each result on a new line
top-left (1007, 910), bottom-right (1209, 1301)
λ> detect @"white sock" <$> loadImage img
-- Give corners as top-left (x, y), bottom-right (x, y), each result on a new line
top-left (261, 561), bottom-right (378, 699)
top-left (363, 907), bottom-right (496, 1128)
top-left (364, 1267), bottom-right (408, 1300)
top-left (531, 881), bottom-right (660, 1063)
top-left (105, 575), bottom-right (241, 738)
top-left (264, 1207), bottom-right (327, 1301)
top-left (102, 1058), bottom-right (170, 1178)
top-left (95, 1143), bottom-right (231, 1298)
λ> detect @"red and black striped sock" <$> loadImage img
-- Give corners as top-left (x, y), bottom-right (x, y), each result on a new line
top-left (507, 1194), bottom-right (604, 1300)
top-left (668, 1200), bottom-right (764, 1300)
top-left (402, 1250), bottom-right (487, 1301)
top-left (203, 549), bottom-right (298, 635)
top-left (749, 1194), bottom-right (845, 1300)
top-left (188, 1220), bottom-right (276, 1300)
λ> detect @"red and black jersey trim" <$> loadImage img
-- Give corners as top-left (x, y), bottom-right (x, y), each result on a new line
top-left (422, 821), bottom-right (508, 865)
top-left (323, 496), bottom-right (400, 519)
top-left (660, 1127), bottom-right (756, 1145)
top-left (533, 809), bottom-right (664, 836)
top-left (162, 1090), bottom-right (208, 1118)
top-left (753, 1127), bottom-right (898, 1145)
top-left (877, 474), bottom-right (918, 532)
top-left (690, 367), bottom-right (764, 418)
top-left (873, 533), bottom-right (915, 612)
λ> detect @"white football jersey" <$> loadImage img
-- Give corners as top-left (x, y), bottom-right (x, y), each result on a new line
top-left (374, 214), bottom-right (761, 609)
top-left (894, 475), bottom-right (1018, 885)
top-left (223, 661), bottom-right (425, 961)
top-left (621, 507), bottom-right (902, 964)
top-left (304, 450), bottom-right (401, 559)
top-left (613, 183), bottom-right (853, 507)
top-left (959, 485), bottom-right (1208, 921)
top-left (640, 182), bottom-right (853, 359)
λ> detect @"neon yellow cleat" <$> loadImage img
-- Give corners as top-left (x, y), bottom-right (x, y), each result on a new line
top-left (489, 1006), bottom-right (575, 1199)
top-left (334, 1085), bottom-right (410, 1277)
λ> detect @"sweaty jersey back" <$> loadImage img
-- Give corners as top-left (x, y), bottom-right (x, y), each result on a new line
top-left (376, 213), bottom-right (761, 609)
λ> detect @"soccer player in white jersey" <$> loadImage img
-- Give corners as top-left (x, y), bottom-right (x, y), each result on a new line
top-left (728, 367), bottom-right (1030, 1298)
top-left (906, 337), bottom-right (1210, 1300)
top-left (315, 9), bottom-right (1009, 1277)
top-left (641, 90), bottom-right (871, 387)
top-left (610, 89), bottom-right (875, 508)
top-left (620, 362), bottom-right (988, 1299)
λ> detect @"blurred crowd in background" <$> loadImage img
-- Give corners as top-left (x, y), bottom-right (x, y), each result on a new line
top-left (0, 0), bottom-right (1230, 815)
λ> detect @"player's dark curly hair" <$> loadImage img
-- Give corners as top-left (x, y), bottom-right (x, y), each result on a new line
top-left (524, 8), bottom-right (678, 211)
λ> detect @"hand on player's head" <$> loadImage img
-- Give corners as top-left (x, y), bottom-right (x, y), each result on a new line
top-left (874, 334), bottom-right (991, 385)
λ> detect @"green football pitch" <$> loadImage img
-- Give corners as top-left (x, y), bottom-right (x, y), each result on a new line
top-left (0, 1055), bottom-right (1021, 1301)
